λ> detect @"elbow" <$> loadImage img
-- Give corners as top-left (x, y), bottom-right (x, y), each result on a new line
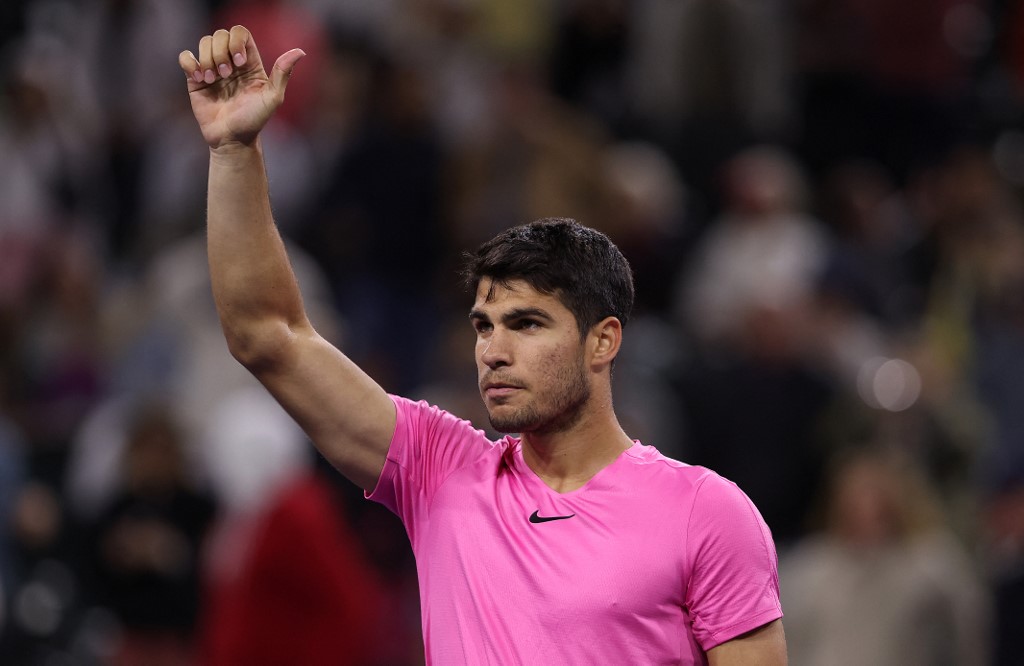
top-left (222, 318), bottom-right (301, 371)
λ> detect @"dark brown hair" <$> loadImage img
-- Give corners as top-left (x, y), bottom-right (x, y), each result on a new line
top-left (462, 218), bottom-right (634, 338)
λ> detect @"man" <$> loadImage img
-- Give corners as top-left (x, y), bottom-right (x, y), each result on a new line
top-left (178, 26), bottom-right (787, 665)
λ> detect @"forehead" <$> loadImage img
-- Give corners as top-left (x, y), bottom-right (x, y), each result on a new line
top-left (472, 278), bottom-right (568, 315)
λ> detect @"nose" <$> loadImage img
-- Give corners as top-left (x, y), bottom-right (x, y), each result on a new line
top-left (479, 329), bottom-right (511, 370)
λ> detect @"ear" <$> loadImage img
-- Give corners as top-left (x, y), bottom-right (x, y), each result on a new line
top-left (588, 316), bottom-right (623, 370)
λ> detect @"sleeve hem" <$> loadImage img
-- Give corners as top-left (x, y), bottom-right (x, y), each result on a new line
top-left (701, 607), bottom-right (784, 651)
top-left (364, 394), bottom-right (404, 502)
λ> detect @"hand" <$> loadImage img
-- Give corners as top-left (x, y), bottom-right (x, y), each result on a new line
top-left (178, 25), bottom-right (305, 150)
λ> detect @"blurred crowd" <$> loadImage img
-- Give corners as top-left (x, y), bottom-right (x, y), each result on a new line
top-left (2, 0), bottom-right (1024, 664)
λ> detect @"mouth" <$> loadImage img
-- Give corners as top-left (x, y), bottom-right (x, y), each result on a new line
top-left (481, 380), bottom-right (524, 400)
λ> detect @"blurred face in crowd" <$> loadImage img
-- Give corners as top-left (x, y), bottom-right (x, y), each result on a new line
top-left (831, 456), bottom-right (900, 546)
top-left (125, 415), bottom-right (185, 493)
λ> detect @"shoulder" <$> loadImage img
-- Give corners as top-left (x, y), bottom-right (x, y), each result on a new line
top-left (387, 394), bottom-right (508, 471)
top-left (390, 395), bottom-right (493, 443)
top-left (371, 396), bottom-right (505, 514)
top-left (640, 455), bottom-right (779, 574)
top-left (686, 467), bottom-right (774, 549)
top-left (612, 445), bottom-right (772, 538)
top-left (620, 444), bottom-right (740, 500)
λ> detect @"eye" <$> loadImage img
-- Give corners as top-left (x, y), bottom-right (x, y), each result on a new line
top-left (515, 319), bottom-right (541, 331)
top-left (473, 320), bottom-right (492, 334)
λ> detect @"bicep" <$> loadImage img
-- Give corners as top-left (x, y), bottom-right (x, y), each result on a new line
top-left (707, 619), bottom-right (787, 666)
top-left (250, 326), bottom-right (396, 492)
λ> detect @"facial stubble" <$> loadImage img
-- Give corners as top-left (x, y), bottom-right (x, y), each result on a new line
top-left (485, 351), bottom-right (591, 435)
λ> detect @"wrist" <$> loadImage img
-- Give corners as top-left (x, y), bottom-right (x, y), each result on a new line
top-left (210, 137), bottom-right (263, 163)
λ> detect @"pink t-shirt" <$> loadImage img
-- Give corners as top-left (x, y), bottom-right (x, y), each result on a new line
top-left (368, 396), bottom-right (783, 665)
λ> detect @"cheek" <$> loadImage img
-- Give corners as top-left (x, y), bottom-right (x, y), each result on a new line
top-left (533, 344), bottom-right (581, 384)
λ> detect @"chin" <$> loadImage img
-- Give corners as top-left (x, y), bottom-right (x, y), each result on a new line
top-left (486, 407), bottom-right (536, 434)
top-left (489, 407), bottom-right (585, 437)
top-left (486, 414), bottom-right (526, 434)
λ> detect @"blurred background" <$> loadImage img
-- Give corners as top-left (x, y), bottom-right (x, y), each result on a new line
top-left (1, 0), bottom-right (1024, 664)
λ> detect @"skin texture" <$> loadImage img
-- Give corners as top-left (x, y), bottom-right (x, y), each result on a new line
top-left (179, 26), bottom-right (786, 664)
top-left (708, 619), bottom-right (788, 666)
top-left (470, 278), bottom-right (634, 494)
top-left (180, 26), bottom-right (394, 492)
top-left (472, 280), bottom-right (592, 436)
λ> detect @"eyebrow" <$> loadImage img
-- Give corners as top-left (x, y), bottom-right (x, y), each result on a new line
top-left (468, 306), bottom-right (554, 325)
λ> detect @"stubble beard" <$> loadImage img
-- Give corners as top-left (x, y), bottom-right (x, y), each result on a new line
top-left (486, 357), bottom-right (591, 435)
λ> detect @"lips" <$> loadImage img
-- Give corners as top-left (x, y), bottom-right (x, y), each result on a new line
top-left (481, 378), bottom-right (524, 399)
top-left (485, 386), bottom-right (519, 398)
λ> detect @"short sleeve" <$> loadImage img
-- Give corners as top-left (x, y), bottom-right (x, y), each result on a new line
top-left (684, 472), bottom-right (783, 651)
top-left (366, 395), bottom-right (495, 543)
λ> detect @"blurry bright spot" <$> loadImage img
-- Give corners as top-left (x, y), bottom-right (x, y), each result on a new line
top-left (993, 131), bottom-right (1024, 185)
top-left (857, 357), bottom-right (921, 412)
top-left (15, 581), bottom-right (63, 636)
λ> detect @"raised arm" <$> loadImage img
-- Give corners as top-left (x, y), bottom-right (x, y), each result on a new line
top-left (178, 26), bottom-right (394, 491)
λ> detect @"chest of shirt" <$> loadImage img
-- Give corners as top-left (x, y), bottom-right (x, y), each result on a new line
top-left (415, 455), bottom-right (688, 620)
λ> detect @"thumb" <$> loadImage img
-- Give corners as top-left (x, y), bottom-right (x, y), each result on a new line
top-left (270, 48), bottom-right (306, 95)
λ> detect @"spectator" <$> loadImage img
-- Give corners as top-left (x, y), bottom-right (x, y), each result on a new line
top-left (781, 448), bottom-right (991, 666)
top-left (86, 404), bottom-right (216, 666)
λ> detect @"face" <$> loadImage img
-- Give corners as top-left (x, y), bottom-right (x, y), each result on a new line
top-left (832, 458), bottom-right (898, 545)
top-left (470, 278), bottom-right (591, 434)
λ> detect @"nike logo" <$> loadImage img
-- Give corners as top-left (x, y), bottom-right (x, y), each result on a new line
top-left (529, 510), bottom-right (576, 524)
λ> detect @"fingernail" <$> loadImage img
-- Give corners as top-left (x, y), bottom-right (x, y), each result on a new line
top-left (233, 52), bottom-right (245, 66)
top-left (192, 69), bottom-right (203, 83)
top-left (218, 63), bottom-right (231, 78)
top-left (204, 69), bottom-right (216, 84)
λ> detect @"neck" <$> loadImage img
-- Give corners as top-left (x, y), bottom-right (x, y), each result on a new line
top-left (520, 397), bottom-right (632, 493)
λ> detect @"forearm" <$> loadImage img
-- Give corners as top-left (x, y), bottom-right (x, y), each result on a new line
top-left (207, 139), bottom-right (309, 363)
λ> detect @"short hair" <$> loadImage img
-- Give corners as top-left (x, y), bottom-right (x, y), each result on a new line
top-left (461, 218), bottom-right (635, 337)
